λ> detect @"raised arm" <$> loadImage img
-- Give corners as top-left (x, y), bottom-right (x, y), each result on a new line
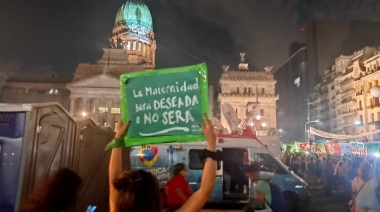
top-left (177, 114), bottom-right (217, 212)
top-left (109, 119), bottom-right (129, 212)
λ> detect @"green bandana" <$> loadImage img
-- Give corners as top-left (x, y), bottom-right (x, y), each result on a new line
top-left (105, 138), bottom-right (125, 150)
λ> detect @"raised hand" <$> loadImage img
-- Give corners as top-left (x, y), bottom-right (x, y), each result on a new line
top-left (200, 114), bottom-right (216, 151)
top-left (115, 118), bottom-right (130, 139)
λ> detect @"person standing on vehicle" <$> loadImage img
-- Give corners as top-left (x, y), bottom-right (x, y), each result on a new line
top-left (242, 162), bottom-right (272, 212)
top-left (165, 163), bottom-right (193, 212)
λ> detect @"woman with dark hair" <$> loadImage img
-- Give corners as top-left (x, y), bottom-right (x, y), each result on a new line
top-left (112, 169), bottom-right (161, 212)
top-left (21, 168), bottom-right (83, 212)
top-left (108, 114), bottom-right (217, 212)
top-left (165, 163), bottom-right (192, 212)
top-left (350, 163), bottom-right (380, 212)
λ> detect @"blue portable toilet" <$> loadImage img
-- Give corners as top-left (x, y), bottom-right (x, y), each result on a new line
top-left (0, 109), bottom-right (26, 212)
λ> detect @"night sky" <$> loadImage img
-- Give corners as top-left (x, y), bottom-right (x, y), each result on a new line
top-left (1, 0), bottom-right (380, 84)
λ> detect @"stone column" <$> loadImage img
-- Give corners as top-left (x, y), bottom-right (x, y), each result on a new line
top-left (147, 44), bottom-right (151, 59)
top-left (81, 97), bottom-right (88, 117)
top-left (138, 42), bottom-right (142, 55)
top-left (93, 98), bottom-right (99, 124)
top-left (270, 105), bottom-right (276, 128)
top-left (102, 99), bottom-right (108, 126)
top-left (98, 99), bottom-right (104, 126)
top-left (143, 44), bottom-right (147, 57)
top-left (69, 98), bottom-right (75, 116)
top-left (107, 99), bottom-right (114, 127)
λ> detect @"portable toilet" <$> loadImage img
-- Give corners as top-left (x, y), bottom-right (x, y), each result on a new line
top-left (0, 103), bottom-right (114, 212)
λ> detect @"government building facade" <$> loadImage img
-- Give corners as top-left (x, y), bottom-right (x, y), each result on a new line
top-left (0, 0), bottom-right (279, 133)
top-left (219, 54), bottom-right (279, 135)
top-left (0, 0), bottom-right (156, 126)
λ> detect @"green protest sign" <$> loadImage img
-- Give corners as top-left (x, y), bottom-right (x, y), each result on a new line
top-left (120, 63), bottom-right (209, 147)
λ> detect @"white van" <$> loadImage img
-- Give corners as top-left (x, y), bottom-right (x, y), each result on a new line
top-left (130, 135), bottom-right (310, 209)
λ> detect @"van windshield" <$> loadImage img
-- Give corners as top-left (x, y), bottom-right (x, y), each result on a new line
top-left (253, 153), bottom-right (287, 174)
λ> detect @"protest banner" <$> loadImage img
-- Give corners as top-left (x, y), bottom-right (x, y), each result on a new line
top-left (120, 63), bottom-right (209, 146)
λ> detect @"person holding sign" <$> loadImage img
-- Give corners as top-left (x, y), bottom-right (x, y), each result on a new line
top-left (108, 114), bottom-right (217, 212)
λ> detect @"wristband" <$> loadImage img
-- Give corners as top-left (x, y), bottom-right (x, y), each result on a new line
top-left (104, 138), bottom-right (125, 150)
top-left (201, 149), bottom-right (222, 161)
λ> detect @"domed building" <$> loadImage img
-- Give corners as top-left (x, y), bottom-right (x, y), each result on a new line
top-left (66, 0), bottom-right (156, 125)
top-left (110, 0), bottom-right (156, 68)
top-left (0, 0), bottom-right (156, 126)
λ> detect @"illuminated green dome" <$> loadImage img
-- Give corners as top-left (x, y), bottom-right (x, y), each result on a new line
top-left (110, 0), bottom-right (154, 48)
top-left (115, 0), bottom-right (153, 33)
top-left (109, 0), bottom-right (156, 68)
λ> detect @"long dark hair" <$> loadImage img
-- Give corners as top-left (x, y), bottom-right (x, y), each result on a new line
top-left (113, 170), bottom-right (161, 212)
top-left (21, 168), bottom-right (82, 212)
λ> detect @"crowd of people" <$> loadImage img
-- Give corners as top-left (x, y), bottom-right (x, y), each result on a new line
top-left (24, 116), bottom-right (380, 212)
top-left (282, 152), bottom-right (380, 212)
top-left (20, 115), bottom-right (283, 212)
top-left (20, 115), bottom-right (218, 212)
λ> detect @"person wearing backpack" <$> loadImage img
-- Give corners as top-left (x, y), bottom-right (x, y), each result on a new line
top-left (242, 162), bottom-right (289, 212)
top-left (242, 162), bottom-right (272, 212)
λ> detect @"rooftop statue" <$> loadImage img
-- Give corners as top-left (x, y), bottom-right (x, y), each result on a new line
top-left (240, 52), bottom-right (246, 63)
top-left (264, 66), bottom-right (273, 73)
top-left (222, 65), bottom-right (229, 72)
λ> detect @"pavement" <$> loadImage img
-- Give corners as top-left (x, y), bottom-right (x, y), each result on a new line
top-left (200, 186), bottom-right (350, 212)
top-left (299, 187), bottom-right (349, 212)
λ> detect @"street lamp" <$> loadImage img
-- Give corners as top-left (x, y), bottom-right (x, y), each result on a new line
top-left (306, 92), bottom-right (318, 153)
top-left (370, 86), bottom-right (380, 98)
top-left (306, 92), bottom-right (317, 138)
top-left (305, 120), bottom-right (319, 153)
top-left (306, 93), bottom-right (317, 121)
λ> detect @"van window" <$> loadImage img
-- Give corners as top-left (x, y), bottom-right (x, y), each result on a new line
top-left (254, 153), bottom-right (287, 174)
top-left (189, 150), bottom-right (221, 170)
